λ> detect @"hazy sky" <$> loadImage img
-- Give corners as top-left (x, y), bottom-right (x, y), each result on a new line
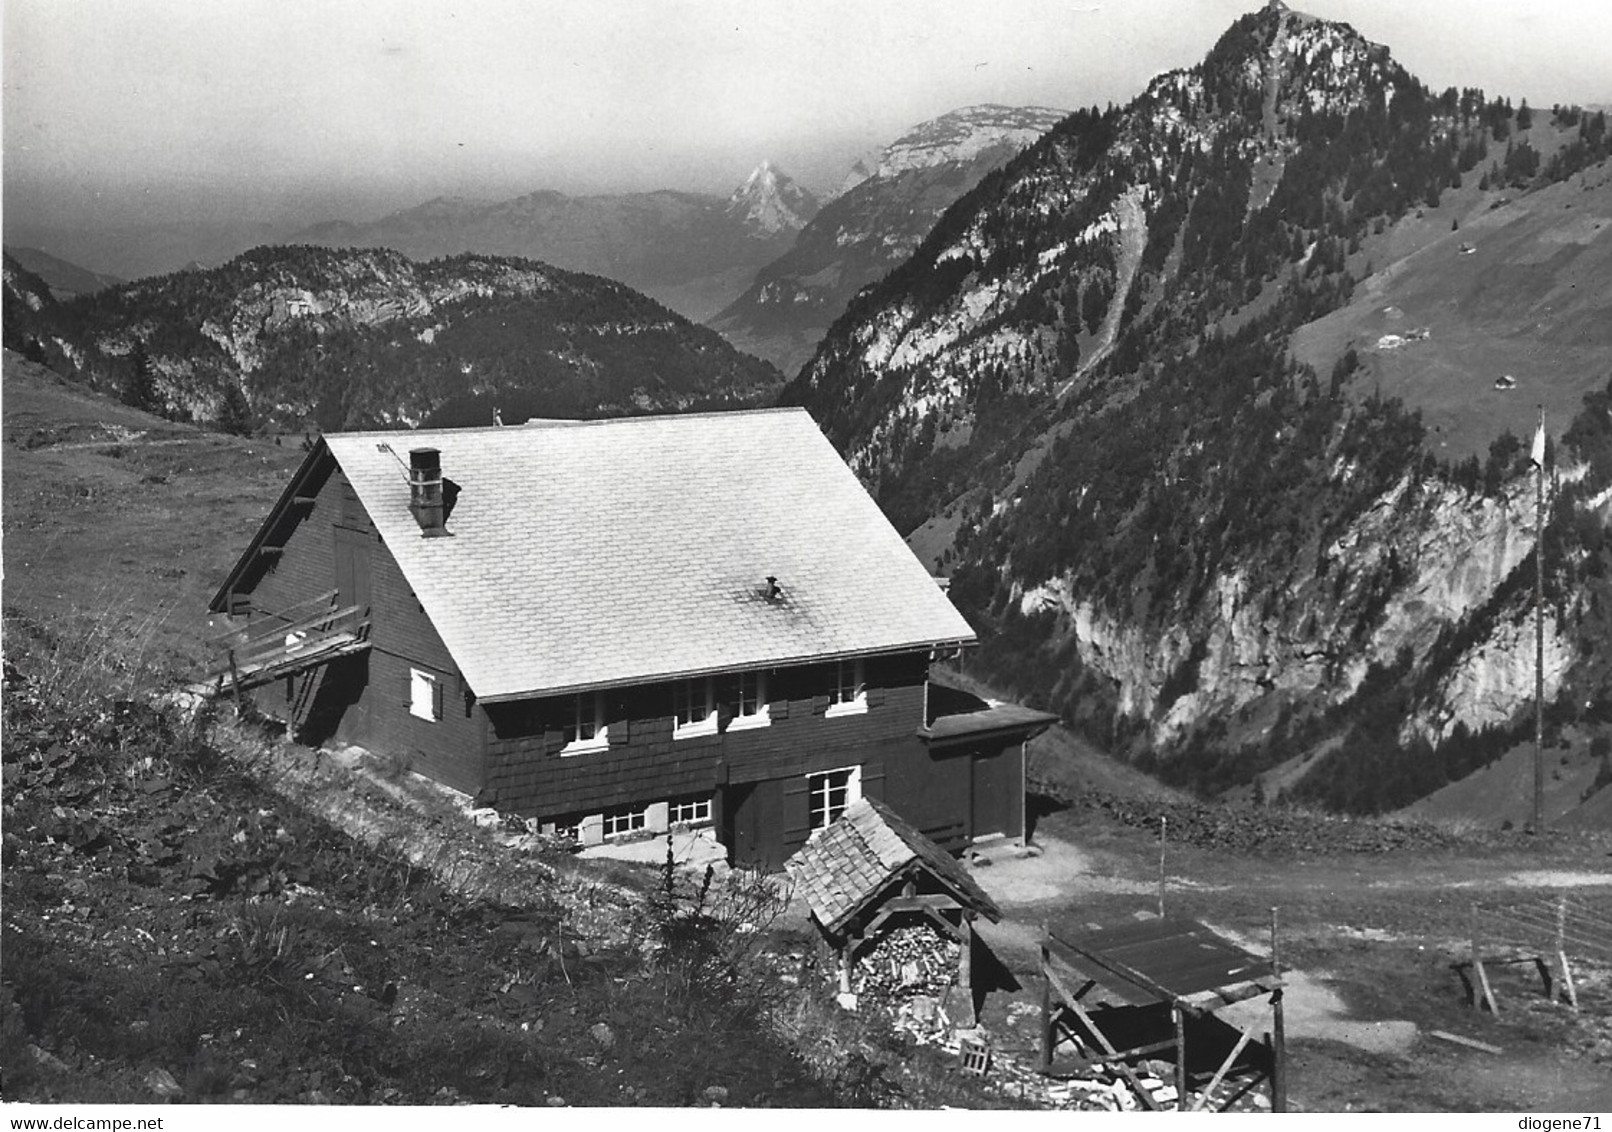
top-left (4, 0), bottom-right (1610, 229)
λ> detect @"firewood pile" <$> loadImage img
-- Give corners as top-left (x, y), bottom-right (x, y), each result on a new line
top-left (852, 921), bottom-right (960, 1003)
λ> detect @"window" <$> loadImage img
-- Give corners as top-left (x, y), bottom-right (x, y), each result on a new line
top-left (824, 658), bottom-right (867, 717)
top-left (409, 668), bottom-right (443, 721)
top-left (602, 805), bottom-right (647, 837)
top-left (561, 692), bottom-right (608, 754)
top-left (668, 796), bottom-right (712, 826)
top-left (726, 670), bottom-right (770, 730)
top-left (808, 766), bottom-right (861, 831)
top-left (672, 676), bottom-right (717, 738)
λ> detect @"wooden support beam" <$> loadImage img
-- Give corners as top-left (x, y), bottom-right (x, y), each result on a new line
top-left (1172, 1003), bottom-right (1187, 1110)
top-left (1191, 1018), bottom-right (1259, 1112)
top-left (856, 904), bottom-right (959, 952)
top-left (958, 914), bottom-right (975, 1025)
top-left (1271, 989), bottom-right (1287, 1114)
top-left (1039, 945), bottom-right (1054, 1072)
top-left (1044, 961), bottom-right (1164, 1111)
top-left (1060, 1038), bottom-right (1178, 1074)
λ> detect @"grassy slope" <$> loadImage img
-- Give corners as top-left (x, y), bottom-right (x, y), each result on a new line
top-left (2, 352), bottom-right (305, 679)
top-left (1292, 150), bottom-right (1612, 462)
top-left (1399, 727), bottom-right (1607, 830)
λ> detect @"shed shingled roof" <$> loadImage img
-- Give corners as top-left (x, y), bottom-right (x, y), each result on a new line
top-left (322, 409), bottom-right (975, 701)
top-left (785, 797), bottom-right (1001, 935)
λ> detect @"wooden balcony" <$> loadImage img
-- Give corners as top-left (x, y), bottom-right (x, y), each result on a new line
top-left (204, 589), bottom-right (371, 699)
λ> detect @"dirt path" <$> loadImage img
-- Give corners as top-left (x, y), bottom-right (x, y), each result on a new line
top-left (966, 830), bottom-right (1611, 1063)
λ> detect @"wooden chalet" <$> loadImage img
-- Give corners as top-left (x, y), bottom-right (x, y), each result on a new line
top-left (208, 408), bottom-right (1057, 870)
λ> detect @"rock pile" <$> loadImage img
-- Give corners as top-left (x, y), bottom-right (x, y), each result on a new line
top-left (1052, 786), bottom-right (1466, 855)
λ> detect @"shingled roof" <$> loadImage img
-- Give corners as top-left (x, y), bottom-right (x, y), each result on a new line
top-left (785, 797), bottom-right (1002, 936)
top-left (315, 408), bottom-right (974, 701)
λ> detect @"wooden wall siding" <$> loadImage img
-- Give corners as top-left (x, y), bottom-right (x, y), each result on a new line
top-left (333, 505), bottom-right (482, 794)
top-left (230, 460), bottom-right (485, 795)
top-left (235, 459), bottom-right (337, 619)
top-left (725, 732), bottom-right (1026, 869)
top-left (482, 652), bottom-right (934, 821)
top-left (885, 740), bottom-right (974, 845)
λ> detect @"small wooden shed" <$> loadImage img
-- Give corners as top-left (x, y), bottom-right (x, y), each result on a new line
top-left (786, 797), bottom-right (1002, 1019)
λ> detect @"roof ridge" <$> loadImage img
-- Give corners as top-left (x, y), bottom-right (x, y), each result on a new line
top-left (326, 405), bottom-right (811, 441)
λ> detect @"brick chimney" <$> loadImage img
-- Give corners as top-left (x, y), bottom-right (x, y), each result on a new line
top-left (408, 448), bottom-right (447, 537)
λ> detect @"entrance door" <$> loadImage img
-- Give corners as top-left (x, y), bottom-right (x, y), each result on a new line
top-left (971, 750), bottom-right (1011, 839)
top-left (333, 527), bottom-right (372, 615)
top-left (730, 779), bottom-right (794, 871)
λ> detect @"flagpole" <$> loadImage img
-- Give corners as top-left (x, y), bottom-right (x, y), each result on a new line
top-left (1533, 405), bottom-right (1545, 836)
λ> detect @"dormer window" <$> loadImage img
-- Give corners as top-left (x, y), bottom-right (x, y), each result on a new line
top-left (824, 658), bottom-right (867, 718)
top-left (673, 677), bottom-right (717, 739)
top-left (727, 670), bottom-right (770, 731)
top-left (560, 691), bottom-right (608, 755)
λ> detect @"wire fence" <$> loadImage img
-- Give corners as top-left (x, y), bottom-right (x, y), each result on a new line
top-left (1461, 893), bottom-right (1610, 1014)
top-left (1477, 894), bottom-right (1612, 965)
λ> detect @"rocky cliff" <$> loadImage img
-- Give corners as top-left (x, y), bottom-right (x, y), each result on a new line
top-left (779, 2), bottom-right (1612, 812)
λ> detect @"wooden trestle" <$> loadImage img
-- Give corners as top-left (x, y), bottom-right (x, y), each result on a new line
top-left (1038, 915), bottom-right (1286, 1112)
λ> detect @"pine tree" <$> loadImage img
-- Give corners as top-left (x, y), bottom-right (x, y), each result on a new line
top-left (216, 382), bottom-right (254, 437)
top-left (121, 342), bottom-right (157, 412)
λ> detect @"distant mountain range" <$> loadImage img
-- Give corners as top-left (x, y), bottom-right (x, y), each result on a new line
top-left (782, 0), bottom-right (1612, 819)
top-left (3, 245), bottom-right (124, 299)
top-left (3, 245), bottom-right (782, 432)
top-left (287, 163), bottom-right (819, 323)
top-left (710, 105), bottom-right (1068, 375)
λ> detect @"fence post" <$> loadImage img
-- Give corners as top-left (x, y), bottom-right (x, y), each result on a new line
top-left (1471, 902), bottom-right (1498, 1014)
top-left (1157, 817), bottom-right (1167, 918)
top-left (1557, 896), bottom-right (1579, 1010)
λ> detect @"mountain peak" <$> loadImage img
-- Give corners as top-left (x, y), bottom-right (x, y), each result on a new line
top-left (726, 161), bottom-right (819, 235)
top-left (874, 104), bottom-right (1069, 179)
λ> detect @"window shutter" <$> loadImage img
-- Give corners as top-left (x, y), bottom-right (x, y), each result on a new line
top-left (861, 760), bottom-right (886, 802)
top-left (542, 729), bottom-right (565, 754)
top-left (402, 669), bottom-right (412, 708)
top-left (770, 698), bottom-right (790, 720)
top-left (810, 695), bottom-right (829, 716)
top-left (608, 718), bottom-right (631, 746)
top-left (866, 686), bottom-right (886, 708)
top-left (432, 676), bottom-right (444, 721)
top-left (781, 776), bottom-right (812, 855)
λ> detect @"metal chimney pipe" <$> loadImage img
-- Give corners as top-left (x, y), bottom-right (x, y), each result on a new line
top-left (408, 448), bottom-right (446, 536)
